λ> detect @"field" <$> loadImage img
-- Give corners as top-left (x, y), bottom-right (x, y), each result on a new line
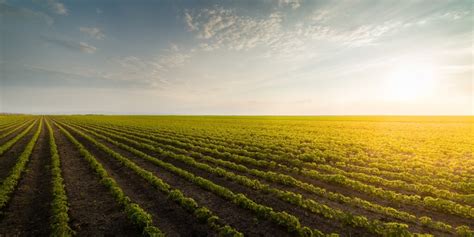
top-left (0, 115), bottom-right (472, 236)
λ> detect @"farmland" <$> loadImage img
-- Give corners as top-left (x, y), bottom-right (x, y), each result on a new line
top-left (0, 115), bottom-right (472, 236)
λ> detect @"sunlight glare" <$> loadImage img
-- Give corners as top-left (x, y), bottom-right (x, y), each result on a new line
top-left (384, 62), bottom-right (437, 101)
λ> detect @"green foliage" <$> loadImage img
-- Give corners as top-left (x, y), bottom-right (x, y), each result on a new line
top-left (0, 119), bottom-right (42, 209)
top-left (46, 119), bottom-right (74, 237)
top-left (55, 122), bottom-right (164, 237)
top-left (50, 115), bottom-right (474, 237)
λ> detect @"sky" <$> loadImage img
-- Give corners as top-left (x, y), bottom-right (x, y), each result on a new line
top-left (0, 0), bottom-right (472, 115)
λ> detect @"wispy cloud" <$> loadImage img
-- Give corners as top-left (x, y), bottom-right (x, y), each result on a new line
top-left (79, 27), bottom-right (105, 39)
top-left (43, 36), bottom-right (97, 53)
top-left (184, 3), bottom-right (471, 61)
top-left (47, 0), bottom-right (68, 15)
top-left (185, 7), bottom-right (284, 51)
top-left (278, 0), bottom-right (301, 9)
top-left (0, 2), bottom-right (53, 25)
top-left (78, 42), bottom-right (97, 53)
top-left (111, 46), bottom-right (193, 87)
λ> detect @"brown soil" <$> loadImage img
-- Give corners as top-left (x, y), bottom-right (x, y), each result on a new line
top-left (51, 123), bottom-right (141, 236)
top-left (85, 124), bottom-right (466, 234)
top-left (64, 126), bottom-right (214, 237)
top-left (138, 128), bottom-right (473, 229)
top-left (0, 123), bottom-right (37, 181)
top-left (65, 124), bottom-right (292, 237)
top-left (138, 145), bottom-right (368, 236)
top-left (0, 122), bottom-right (52, 236)
top-left (0, 121), bottom-right (31, 145)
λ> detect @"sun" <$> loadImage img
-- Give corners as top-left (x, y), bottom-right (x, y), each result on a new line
top-left (384, 62), bottom-right (437, 101)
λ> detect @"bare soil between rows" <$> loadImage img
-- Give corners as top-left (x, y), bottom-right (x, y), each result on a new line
top-left (85, 123), bottom-right (472, 233)
top-left (64, 123), bottom-right (293, 237)
top-left (52, 122), bottom-right (141, 236)
top-left (0, 121), bottom-right (52, 236)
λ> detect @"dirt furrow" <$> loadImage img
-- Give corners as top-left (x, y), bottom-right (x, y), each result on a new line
top-left (0, 124), bottom-right (37, 181)
top-left (65, 123), bottom-right (292, 237)
top-left (52, 123), bottom-right (140, 236)
top-left (0, 121), bottom-right (52, 235)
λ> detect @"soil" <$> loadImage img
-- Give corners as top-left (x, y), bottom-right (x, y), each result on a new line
top-left (0, 123), bottom-right (37, 181)
top-left (1, 119), bottom-right (467, 236)
top-left (0, 122), bottom-right (52, 236)
top-left (132, 127), bottom-right (474, 229)
top-left (65, 126), bottom-right (214, 237)
top-left (64, 123), bottom-right (292, 237)
top-left (52, 122), bottom-right (141, 236)
top-left (0, 121), bottom-right (32, 145)
top-left (82, 123), bottom-right (471, 234)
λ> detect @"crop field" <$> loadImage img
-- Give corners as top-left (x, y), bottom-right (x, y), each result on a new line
top-left (0, 115), bottom-right (472, 236)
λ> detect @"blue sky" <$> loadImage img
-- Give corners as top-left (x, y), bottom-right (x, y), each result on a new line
top-left (1, 0), bottom-right (472, 114)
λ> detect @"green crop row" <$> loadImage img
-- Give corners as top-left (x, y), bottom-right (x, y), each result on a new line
top-left (0, 119), bottom-right (37, 156)
top-left (85, 122), bottom-right (472, 202)
top-left (98, 120), bottom-right (472, 185)
top-left (59, 121), bottom-right (333, 237)
top-left (109, 122), bottom-right (474, 220)
top-left (73, 120), bottom-right (473, 236)
top-left (0, 120), bottom-right (29, 135)
top-left (45, 119), bottom-right (74, 237)
top-left (0, 118), bottom-right (42, 209)
top-left (56, 121), bottom-right (243, 237)
top-left (74, 122), bottom-right (420, 237)
top-left (55, 122), bottom-right (164, 237)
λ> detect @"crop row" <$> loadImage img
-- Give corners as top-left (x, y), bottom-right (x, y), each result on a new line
top-left (83, 122), bottom-right (472, 195)
top-left (57, 120), bottom-right (336, 237)
top-left (153, 128), bottom-right (474, 194)
top-left (45, 119), bottom-right (74, 237)
top-left (108, 120), bottom-right (472, 183)
top-left (0, 119), bottom-right (42, 209)
top-left (0, 120), bottom-right (29, 134)
top-left (0, 120), bottom-right (36, 156)
top-left (55, 121), bottom-right (244, 237)
top-left (70, 120), bottom-right (473, 235)
top-left (70, 122), bottom-right (425, 236)
top-left (69, 120), bottom-right (474, 220)
top-left (55, 122), bottom-right (165, 236)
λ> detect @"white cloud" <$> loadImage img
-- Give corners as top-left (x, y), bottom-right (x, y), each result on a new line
top-left (79, 42), bottom-right (97, 53)
top-left (79, 27), bottom-right (105, 39)
top-left (96, 8), bottom-right (102, 14)
top-left (43, 36), bottom-right (97, 54)
top-left (309, 9), bottom-right (331, 23)
top-left (107, 44), bottom-right (194, 87)
top-left (278, 0), bottom-right (301, 9)
top-left (184, 11), bottom-right (197, 31)
top-left (0, 3), bottom-right (54, 25)
top-left (183, 6), bottom-right (402, 63)
top-left (47, 0), bottom-right (68, 15)
top-left (185, 7), bottom-right (284, 51)
top-left (187, 4), bottom-right (454, 59)
top-left (336, 21), bottom-right (402, 46)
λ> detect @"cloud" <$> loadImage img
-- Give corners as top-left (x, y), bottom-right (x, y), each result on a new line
top-left (440, 10), bottom-right (470, 20)
top-left (0, 3), bottom-right (54, 25)
top-left (185, 4), bottom-right (463, 59)
top-left (335, 21), bottom-right (402, 47)
top-left (185, 7), bottom-right (285, 51)
top-left (96, 8), bottom-right (102, 14)
top-left (79, 27), bottom-right (105, 39)
top-left (184, 11), bottom-right (197, 31)
top-left (278, 0), bottom-right (301, 9)
top-left (78, 42), bottom-right (97, 53)
top-left (25, 64), bottom-right (92, 79)
top-left (47, 0), bottom-right (68, 15)
top-left (43, 36), bottom-right (97, 53)
top-left (109, 44), bottom-right (194, 87)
